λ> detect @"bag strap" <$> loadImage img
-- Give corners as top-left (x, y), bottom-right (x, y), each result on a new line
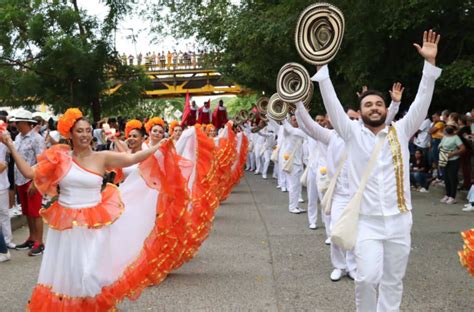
top-left (355, 131), bottom-right (387, 194)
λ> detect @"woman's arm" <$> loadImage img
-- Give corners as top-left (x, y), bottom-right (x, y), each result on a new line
top-left (103, 138), bottom-right (164, 169)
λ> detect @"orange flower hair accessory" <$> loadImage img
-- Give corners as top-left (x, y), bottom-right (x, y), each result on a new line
top-left (57, 108), bottom-right (83, 138)
top-left (169, 120), bottom-right (180, 136)
top-left (205, 124), bottom-right (216, 134)
top-left (125, 119), bottom-right (143, 138)
top-left (145, 117), bottom-right (165, 134)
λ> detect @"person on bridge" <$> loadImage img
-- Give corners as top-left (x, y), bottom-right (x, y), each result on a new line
top-left (198, 100), bottom-right (212, 125)
top-left (212, 100), bottom-right (228, 130)
top-left (312, 29), bottom-right (441, 311)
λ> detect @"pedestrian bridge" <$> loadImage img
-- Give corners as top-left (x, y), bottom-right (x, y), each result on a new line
top-left (107, 65), bottom-right (243, 98)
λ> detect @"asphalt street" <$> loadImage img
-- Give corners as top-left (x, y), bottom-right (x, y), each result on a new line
top-left (1, 171), bottom-right (473, 311)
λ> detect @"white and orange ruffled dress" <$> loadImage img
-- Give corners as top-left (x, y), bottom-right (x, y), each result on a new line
top-left (28, 142), bottom-right (192, 311)
top-left (27, 124), bottom-right (248, 311)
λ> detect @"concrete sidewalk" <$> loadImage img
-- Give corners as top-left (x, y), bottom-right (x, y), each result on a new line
top-left (1, 172), bottom-right (473, 311)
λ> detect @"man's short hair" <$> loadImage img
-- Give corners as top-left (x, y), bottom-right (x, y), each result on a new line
top-left (0, 110), bottom-right (8, 117)
top-left (358, 90), bottom-right (387, 106)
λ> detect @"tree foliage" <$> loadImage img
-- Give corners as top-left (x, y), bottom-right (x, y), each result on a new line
top-left (151, 0), bottom-right (474, 114)
top-left (0, 0), bottom-right (148, 121)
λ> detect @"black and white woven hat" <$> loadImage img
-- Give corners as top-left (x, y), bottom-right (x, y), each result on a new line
top-left (276, 62), bottom-right (312, 105)
top-left (295, 3), bottom-right (345, 65)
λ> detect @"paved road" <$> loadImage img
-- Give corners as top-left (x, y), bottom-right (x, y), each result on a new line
top-left (1, 172), bottom-right (473, 311)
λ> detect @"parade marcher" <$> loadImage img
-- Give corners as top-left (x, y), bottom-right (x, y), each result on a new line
top-left (281, 115), bottom-right (306, 214)
top-left (312, 30), bottom-right (441, 311)
top-left (0, 135), bottom-right (15, 249)
top-left (143, 117), bottom-right (165, 149)
top-left (0, 229), bottom-right (10, 262)
top-left (10, 109), bottom-right (46, 256)
top-left (198, 100), bottom-right (212, 125)
top-left (212, 100), bottom-right (229, 130)
top-left (243, 121), bottom-right (256, 171)
top-left (252, 121), bottom-right (265, 175)
top-left (181, 94), bottom-right (198, 127)
top-left (269, 118), bottom-right (288, 191)
top-left (2, 108), bottom-right (189, 310)
top-left (169, 120), bottom-right (183, 143)
top-left (256, 122), bottom-right (276, 179)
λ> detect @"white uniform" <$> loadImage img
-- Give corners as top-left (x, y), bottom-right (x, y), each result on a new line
top-left (253, 131), bottom-right (265, 174)
top-left (257, 126), bottom-right (276, 179)
top-left (313, 61), bottom-right (442, 312)
top-left (243, 124), bottom-right (255, 171)
top-left (281, 120), bottom-right (306, 211)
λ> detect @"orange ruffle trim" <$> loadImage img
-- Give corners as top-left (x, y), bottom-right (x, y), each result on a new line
top-left (27, 127), bottom-right (248, 311)
top-left (34, 144), bottom-right (72, 197)
top-left (216, 123), bottom-right (238, 202)
top-left (40, 184), bottom-right (124, 231)
top-left (459, 228), bottom-right (474, 276)
top-left (28, 140), bottom-right (192, 311)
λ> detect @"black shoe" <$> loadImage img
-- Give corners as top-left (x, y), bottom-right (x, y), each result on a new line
top-left (28, 243), bottom-right (44, 256)
top-left (15, 240), bottom-right (35, 250)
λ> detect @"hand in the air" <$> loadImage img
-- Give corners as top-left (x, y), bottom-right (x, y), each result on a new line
top-left (389, 82), bottom-right (404, 102)
top-left (413, 29), bottom-right (440, 66)
top-left (356, 85), bottom-right (368, 98)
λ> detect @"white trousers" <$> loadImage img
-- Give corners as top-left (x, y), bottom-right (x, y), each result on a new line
top-left (254, 146), bottom-right (262, 173)
top-left (272, 161), bottom-right (278, 179)
top-left (247, 151), bottom-right (255, 170)
top-left (355, 212), bottom-right (412, 312)
top-left (330, 194), bottom-right (356, 272)
top-left (287, 164), bottom-right (303, 210)
top-left (307, 169), bottom-right (319, 225)
top-left (261, 149), bottom-right (272, 178)
top-left (278, 157), bottom-right (287, 190)
top-left (0, 188), bottom-right (13, 245)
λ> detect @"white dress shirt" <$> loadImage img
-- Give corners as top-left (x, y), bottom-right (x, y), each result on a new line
top-left (281, 119), bottom-right (307, 166)
top-left (312, 61), bottom-right (442, 216)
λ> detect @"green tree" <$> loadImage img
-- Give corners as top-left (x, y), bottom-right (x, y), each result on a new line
top-left (0, 0), bottom-right (148, 121)
top-left (150, 0), bottom-right (473, 114)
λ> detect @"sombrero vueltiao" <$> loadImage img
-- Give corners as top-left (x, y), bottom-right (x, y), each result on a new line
top-left (267, 93), bottom-right (289, 121)
top-left (276, 63), bottom-right (313, 105)
top-left (295, 3), bottom-right (345, 65)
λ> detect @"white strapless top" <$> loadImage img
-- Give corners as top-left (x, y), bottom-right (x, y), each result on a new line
top-left (58, 162), bottom-right (103, 208)
top-left (122, 164), bottom-right (139, 178)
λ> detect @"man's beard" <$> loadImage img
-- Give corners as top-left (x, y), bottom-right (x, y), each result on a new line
top-left (361, 113), bottom-right (386, 127)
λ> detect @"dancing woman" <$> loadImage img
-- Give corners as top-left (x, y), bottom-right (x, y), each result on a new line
top-left (143, 117), bottom-right (166, 149)
top-left (3, 109), bottom-right (190, 311)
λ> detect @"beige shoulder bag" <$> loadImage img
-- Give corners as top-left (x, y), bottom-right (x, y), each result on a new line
top-left (331, 133), bottom-right (386, 251)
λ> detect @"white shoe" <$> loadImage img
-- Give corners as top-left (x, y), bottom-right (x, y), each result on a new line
top-left (462, 205), bottom-right (474, 212)
top-left (6, 242), bottom-right (16, 249)
top-left (297, 207), bottom-right (307, 213)
top-left (446, 197), bottom-right (457, 205)
top-left (289, 208), bottom-right (301, 214)
top-left (254, 172), bottom-right (260, 175)
top-left (325, 238), bottom-right (331, 245)
top-left (440, 195), bottom-right (449, 203)
top-left (309, 224), bottom-right (317, 230)
top-left (276, 185), bottom-right (281, 189)
top-left (464, 203), bottom-right (472, 208)
top-left (347, 270), bottom-right (356, 280)
top-left (330, 268), bottom-right (343, 281)
top-left (282, 188), bottom-right (288, 192)
top-left (419, 187), bottom-right (429, 193)
top-left (298, 198), bottom-right (305, 203)
top-left (0, 251), bottom-right (11, 263)
top-left (262, 175), bottom-right (267, 179)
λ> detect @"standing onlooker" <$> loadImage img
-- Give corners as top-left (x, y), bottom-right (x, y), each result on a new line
top-left (0, 229), bottom-right (10, 262)
top-left (429, 111), bottom-right (445, 181)
top-left (0, 123), bottom-right (15, 249)
top-left (458, 115), bottom-right (472, 190)
top-left (414, 116), bottom-right (431, 164)
top-left (410, 149), bottom-right (430, 193)
top-left (439, 121), bottom-right (466, 204)
top-left (10, 109), bottom-right (46, 256)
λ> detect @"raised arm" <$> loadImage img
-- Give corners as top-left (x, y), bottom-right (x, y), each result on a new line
top-left (295, 101), bottom-right (332, 145)
top-left (386, 82), bottom-right (404, 125)
top-left (398, 30), bottom-right (442, 137)
top-left (282, 119), bottom-right (307, 139)
top-left (103, 139), bottom-right (164, 169)
top-left (312, 66), bottom-right (354, 141)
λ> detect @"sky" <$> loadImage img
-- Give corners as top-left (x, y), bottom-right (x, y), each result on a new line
top-left (79, 1), bottom-right (196, 56)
